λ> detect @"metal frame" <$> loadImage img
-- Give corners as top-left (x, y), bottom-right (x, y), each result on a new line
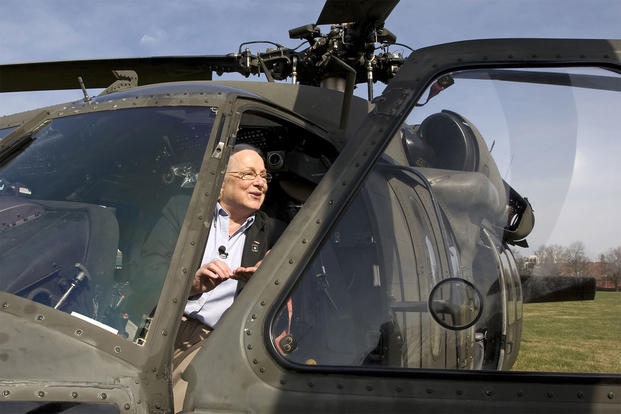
top-left (186, 38), bottom-right (621, 414)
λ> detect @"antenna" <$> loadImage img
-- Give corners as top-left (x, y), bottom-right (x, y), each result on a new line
top-left (77, 76), bottom-right (91, 104)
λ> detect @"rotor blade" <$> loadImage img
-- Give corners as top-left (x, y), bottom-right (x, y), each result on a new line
top-left (452, 69), bottom-right (621, 92)
top-left (0, 56), bottom-right (240, 93)
top-left (316, 0), bottom-right (399, 26)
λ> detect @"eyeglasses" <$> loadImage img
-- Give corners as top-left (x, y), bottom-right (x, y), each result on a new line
top-left (228, 170), bottom-right (272, 183)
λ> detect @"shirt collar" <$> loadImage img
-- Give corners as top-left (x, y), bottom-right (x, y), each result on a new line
top-left (215, 202), bottom-right (256, 228)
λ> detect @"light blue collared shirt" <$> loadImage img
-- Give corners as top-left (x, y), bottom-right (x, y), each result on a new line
top-left (184, 203), bottom-right (255, 328)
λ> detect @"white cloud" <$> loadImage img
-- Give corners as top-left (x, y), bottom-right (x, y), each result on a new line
top-left (139, 28), bottom-right (169, 48)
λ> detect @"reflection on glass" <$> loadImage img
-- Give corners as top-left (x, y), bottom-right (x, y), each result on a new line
top-left (428, 278), bottom-right (483, 330)
top-left (0, 107), bottom-right (216, 343)
top-left (272, 161), bottom-right (475, 369)
top-left (271, 66), bottom-right (620, 374)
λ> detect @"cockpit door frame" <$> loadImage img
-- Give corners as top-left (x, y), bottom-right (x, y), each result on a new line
top-left (182, 39), bottom-right (621, 414)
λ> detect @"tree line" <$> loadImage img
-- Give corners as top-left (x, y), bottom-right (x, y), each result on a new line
top-left (513, 242), bottom-right (621, 290)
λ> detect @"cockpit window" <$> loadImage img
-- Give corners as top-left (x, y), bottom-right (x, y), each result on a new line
top-left (270, 158), bottom-right (457, 368)
top-left (270, 66), bottom-right (621, 375)
top-left (0, 106), bottom-right (216, 343)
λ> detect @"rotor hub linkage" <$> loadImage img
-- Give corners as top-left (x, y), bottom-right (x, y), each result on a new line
top-left (236, 22), bottom-right (408, 88)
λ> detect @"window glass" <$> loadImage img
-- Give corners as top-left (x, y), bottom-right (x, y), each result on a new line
top-left (271, 67), bottom-right (621, 374)
top-left (0, 106), bottom-right (216, 343)
top-left (272, 161), bottom-right (469, 368)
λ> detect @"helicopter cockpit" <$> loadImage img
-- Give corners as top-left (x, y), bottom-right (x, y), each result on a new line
top-left (0, 70), bottom-right (531, 374)
top-left (0, 89), bottom-right (519, 372)
top-left (0, 91), bottom-right (341, 344)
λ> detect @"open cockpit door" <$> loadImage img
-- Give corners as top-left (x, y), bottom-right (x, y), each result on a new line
top-left (183, 39), bottom-right (621, 414)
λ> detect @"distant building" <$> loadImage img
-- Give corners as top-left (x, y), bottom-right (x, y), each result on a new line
top-left (587, 261), bottom-right (618, 290)
top-left (526, 255), bottom-right (537, 267)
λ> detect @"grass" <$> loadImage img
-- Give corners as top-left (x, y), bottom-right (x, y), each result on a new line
top-left (512, 291), bottom-right (621, 373)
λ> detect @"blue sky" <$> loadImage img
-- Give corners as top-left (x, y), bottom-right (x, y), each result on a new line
top-left (2, 0), bottom-right (621, 114)
top-left (1, 0), bottom-right (621, 257)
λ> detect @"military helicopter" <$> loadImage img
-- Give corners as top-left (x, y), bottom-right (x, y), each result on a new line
top-left (0, 0), bottom-right (619, 413)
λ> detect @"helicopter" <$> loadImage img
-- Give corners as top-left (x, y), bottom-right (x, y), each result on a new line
top-left (0, 0), bottom-right (620, 413)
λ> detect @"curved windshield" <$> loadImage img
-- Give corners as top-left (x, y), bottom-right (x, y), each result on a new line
top-left (0, 106), bottom-right (216, 342)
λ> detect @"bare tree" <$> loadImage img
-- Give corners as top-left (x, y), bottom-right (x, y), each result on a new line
top-left (605, 246), bottom-right (621, 291)
top-left (532, 244), bottom-right (567, 276)
top-left (597, 253), bottom-right (609, 287)
top-left (563, 241), bottom-right (590, 277)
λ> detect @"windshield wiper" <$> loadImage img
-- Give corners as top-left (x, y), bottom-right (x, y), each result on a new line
top-left (0, 133), bottom-right (35, 165)
top-left (0, 110), bottom-right (50, 166)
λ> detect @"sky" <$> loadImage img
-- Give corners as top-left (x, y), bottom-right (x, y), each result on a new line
top-left (2, 0), bottom-right (621, 114)
top-left (1, 0), bottom-right (621, 257)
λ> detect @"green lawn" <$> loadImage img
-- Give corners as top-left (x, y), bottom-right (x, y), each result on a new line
top-left (512, 291), bottom-right (621, 373)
